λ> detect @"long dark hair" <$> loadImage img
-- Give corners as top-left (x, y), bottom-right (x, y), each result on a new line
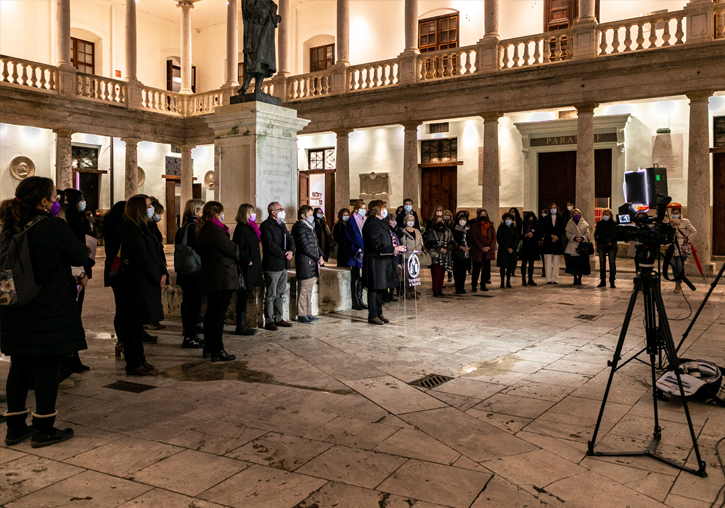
top-left (124, 195), bottom-right (150, 229)
top-left (0, 176), bottom-right (54, 229)
top-left (197, 201), bottom-right (224, 235)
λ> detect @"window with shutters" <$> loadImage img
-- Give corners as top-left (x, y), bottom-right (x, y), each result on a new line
top-left (421, 139), bottom-right (457, 164)
top-left (71, 37), bottom-right (94, 74)
top-left (419, 13), bottom-right (459, 78)
top-left (544, 0), bottom-right (600, 31)
top-left (308, 148), bottom-right (336, 170)
top-left (310, 44), bottom-right (335, 72)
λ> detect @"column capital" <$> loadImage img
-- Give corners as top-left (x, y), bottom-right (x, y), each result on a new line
top-left (178, 144), bottom-right (196, 153)
top-left (401, 121), bottom-right (423, 131)
top-left (176, 0), bottom-right (196, 8)
top-left (575, 103), bottom-right (599, 114)
top-left (686, 90), bottom-right (714, 102)
top-left (52, 128), bottom-right (75, 137)
top-left (480, 112), bottom-right (503, 122)
top-left (333, 128), bottom-right (354, 137)
top-left (121, 137), bottom-right (142, 146)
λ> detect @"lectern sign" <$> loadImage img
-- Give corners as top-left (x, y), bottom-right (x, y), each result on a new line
top-left (407, 253), bottom-right (421, 287)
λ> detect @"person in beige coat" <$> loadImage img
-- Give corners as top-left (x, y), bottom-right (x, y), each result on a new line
top-left (564, 208), bottom-right (591, 286)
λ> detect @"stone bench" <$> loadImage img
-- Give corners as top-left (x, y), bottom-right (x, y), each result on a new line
top-left (162, 266), bottom-right (355, 326)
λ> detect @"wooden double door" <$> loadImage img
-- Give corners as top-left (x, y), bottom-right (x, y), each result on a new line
top-left (421, 165), bottom-right (457, 225)
top-left (299, 170), bottom-right (335, 229)
top-left (538, 149), bottom-right (612, 213)
top-left (713, 153), bottom-right (725, 255)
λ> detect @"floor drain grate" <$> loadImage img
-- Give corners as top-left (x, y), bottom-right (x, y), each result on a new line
top-left (409, 374), bottom-right (454, 389)
top-left (575, 314), bottom-right (600, 321)
top-left (103, 381), bottom-right (157, 393)
top-left (473, 294), bottom-right (494, 298)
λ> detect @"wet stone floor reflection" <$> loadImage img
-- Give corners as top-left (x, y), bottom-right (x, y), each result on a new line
top-left (1, 270), bottom-right (724, 507)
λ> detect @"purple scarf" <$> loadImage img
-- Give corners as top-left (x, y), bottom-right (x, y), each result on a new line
top-left (209, 217), bottom-right (229, 234)
top-left (249, 220), bottom-right (262, 242)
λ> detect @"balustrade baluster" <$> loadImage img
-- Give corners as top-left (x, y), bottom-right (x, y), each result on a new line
top-left (543, 39), bottom-right (551, 63)
top-left (511, 44), bottom-right (520, 67)
top-left (370, 66), bottom-right (376, 87)
top-left (636, 22), bottom-right (645, 49)
top-left (11, 62), bottom-right (19, 84)
top-left (29, 66), bottom-right (38, 88)
top-left (434, 56), bottom-right (441, 78)
top-left (662, 18), bottom-right (672, 46)
top-left (119, 85), bottom-right (125, 104)
top-left (531, 39), bottom-right (541, 63)
top-left (315, 77), bottom-right (322, 95)
top-left (599, 31), bottom-right (607, 55)
top-left (649, 21), bottom-right (658, 48)
top-left (554, 37), bottom-right (563, 60)
top-left (522, 41), bottom-right (531, 66)
top-left (48, 70), bottom-right (56, 90)
top-left (675, 16), bottom-right (684, 44)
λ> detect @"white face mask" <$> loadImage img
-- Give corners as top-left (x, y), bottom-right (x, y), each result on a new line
top-left (381, 208), bottom-right (388, 219)
top-left (277, 211), bottom-right (286, 221)
top-left (602, 215), bottom-right (610, 221)
top-left (567, 205), bottom-right (574, 211)
top-left (407, 221), bottom-right (414, 228)
top-left (550, 209), bottom-right (557, 215)
top-left (77, 201), bottom-right (86, 212)
top-left (220, 213), bottom-right (225, 221)
top-left (342, 215), bottom-right (349, 222)
top-left (358, 209), bottom-right (366, 217)
top-left (505, 219), bottom-right (513, 226)
top-left (146, 208), bottom-right (154, 219)
top-left (316, 213), bottom-right (323, 219)
top-left (671, 214), bottom-right (680, 219)
top-left (459, 220), bottom-right (467, 227)
top-left (306, 215), bottom-right (315, 224)
top-left (153, 214), bottom-right (162, 222)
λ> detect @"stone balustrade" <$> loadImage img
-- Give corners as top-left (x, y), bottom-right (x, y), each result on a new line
top-left (0, 55), bottom-right (57, 92)
top-left (598, 10), bottom-right (686, 55)
top-left (287, 69), bottom-right (334, 100)
top-left (76, 73), bottom-right (127, 105)
top-left (499, 30), bottom-right (574, 68)
top-left (418, 47), bottom-right (476, 81)
top-left (348, 59), bottom-right (400, 90)
top-left (715, 4), bottom-right (725, 39)
top-left (141, 86), bottom-right (184, 115)
top-left (187, 89), bottom-right (224, 117)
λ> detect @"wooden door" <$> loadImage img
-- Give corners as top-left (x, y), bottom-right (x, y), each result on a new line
top-left (421, 166), bottom-right (457, 225)
top-left (77, 172), bottom-right (99, 213)
top-left (324, 171), bottom-right (335, 229)
top-left (713, 153), bottom-right (725, 255)
top-left (193, 183), bottom-right (201, 199)
top-left (538, 151), bottom-right (576, 211)
top-left (299, 173), bottom-right (310, 207)
top-left (166, 180), bottom-right (176, 244)
top-left (595, 148), bottom-right (612, 204)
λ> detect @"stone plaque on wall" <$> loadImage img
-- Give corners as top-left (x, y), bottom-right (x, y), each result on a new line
top-left (652, 133), bottom-right (683, 179)
top-left (359, 172), bottom-right (389, 196)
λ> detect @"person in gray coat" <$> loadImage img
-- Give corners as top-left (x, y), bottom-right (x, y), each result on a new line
top-left (291, 205), bottom-right (324, 324)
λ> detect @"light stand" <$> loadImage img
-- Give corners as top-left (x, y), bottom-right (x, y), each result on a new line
top-left (587, 246), bottom-right (707, 477)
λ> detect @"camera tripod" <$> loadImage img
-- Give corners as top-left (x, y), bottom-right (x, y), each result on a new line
top-left (587, 254), bottom-right (707, 477)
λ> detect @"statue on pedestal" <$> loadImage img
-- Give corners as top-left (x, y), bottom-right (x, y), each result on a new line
top-left (238, 0), bottom-right (281, 102)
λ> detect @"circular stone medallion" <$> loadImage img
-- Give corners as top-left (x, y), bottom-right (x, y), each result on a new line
top-left (9, 156), bottom-right (35, 180)
top-left (204, 170), bottom-right (215, 190)
top-left (137, 167), bottom-right (146, 186)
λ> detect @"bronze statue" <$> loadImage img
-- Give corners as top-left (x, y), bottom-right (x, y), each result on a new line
top-left (240, 0), bottom-right (281, 96)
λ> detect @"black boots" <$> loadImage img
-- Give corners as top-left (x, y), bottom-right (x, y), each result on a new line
top-left (522, 276), bottom-right (528, 286)
top-left (351, 278), bottom-right (367, 310)
top-left (235, 312), bottom-right (258, 336)
top-left (597, 279), bottom-right (607, 288)
top-left (4, 410), bottom-right (34, 445)
top-left (211, 350), bottom-right (236, 362)
top-left (5, 410), bottom-right (74, 448)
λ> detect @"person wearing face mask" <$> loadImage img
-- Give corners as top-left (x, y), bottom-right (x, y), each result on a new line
top-left (471, 209), bottom-right (496, 292)
top-left (452, 211), bottom-right (471, 294)
top-left (669, 206), bottom-right (696, 292)
top-left (425, 216), bottom-right (457, 297)
top-left (519, 212), bottom-right (541, 286)
top-left (362, 201), bottom-right (406, 324)
top-left (396, 198), bottom-right (421, 231)
top-left (117, 195), bottom-right (168, 375)
top-left (508, 208), bottom-right (523, 277)
top-left (594, 208), bottom-right (618, 288)
top-left (346, 201), bottom-right (367, 310)
top-left (398, 213), bottom-right (424, 299)
top-left (333, 208), bottom-right (351, 267)
top-left (146, 198), bottom-right (164, 246)
top-left (539, 208), bottom-right (548, 278)
top-left (312, 207), bottom-right (335, 263)
top-left (196, 201), bottom-right (239, 361)
top-left (292, 205), bottom-right (325, 324)
top-left (260, 202), bottom-right (296, 330)
top-left (561, 201), bottom-right (575, 268)
top-left (174, 199), bottom-right (205, 348)
top-left (232, 203), bottom-right (263, 336)
top-left (496, 213), bottom-right (520, 288)
top-left (383, 214), bottom-right (402, 302)
top-left (542, 203), bottom-right (566, 284)
top-left (426, 205), bottom-right (445, 231)
top-left (564, 208), bottom-right (591, 285)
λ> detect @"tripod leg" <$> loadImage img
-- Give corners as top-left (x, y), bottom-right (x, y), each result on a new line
top-left (642, 276), bottom-right (662, 439)
top-left (588, 276), bottom-right (643, 455)
top-left (676, 257), bottom-right (725, 352)
top-left (653, 279), bottom-right (708, 477)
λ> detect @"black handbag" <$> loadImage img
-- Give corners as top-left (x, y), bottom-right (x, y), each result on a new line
top-left (577, 241), bottom-right (595, 256)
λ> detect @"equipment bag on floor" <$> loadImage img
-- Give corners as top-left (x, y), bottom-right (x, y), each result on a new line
top-left (656, 359), bottom-right (725, 406)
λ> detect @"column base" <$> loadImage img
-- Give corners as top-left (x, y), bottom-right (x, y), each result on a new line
top-left (476, 36), bottom-right (500, 73)
top-left (397, 50), bottom-right (419, 85)
top-left (572, 19), bottom-right (598, 60)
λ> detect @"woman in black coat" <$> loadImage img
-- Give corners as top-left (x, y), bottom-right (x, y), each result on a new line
top-left (362, 200), bottom-right (405, 325)
top-left (103, 201), bottom-right (126, 357)
top-left (313, 208), bottom-right (335, 262)
top-left (452, 211), bottom-right (471, 294)
top-left (196, 201), bottom-right (239, 362)
top-left (496, 212), bottom-right (520, 289)
top-left (0, 177), bottom-right (88, 448)
top-left (333, 208), bottom-right (351, 267)
top-left (541, 203), bottom-right (566, 284)
top-left (594, 208), bottom-right (618, 288)
top-left (175, 199), bottom-right (205, 348)
top-left (117, 195), bottom-right (167, 376)
top-left (292, 205), bottom-right (324, 324)
top-left (519, 212), bottom-right (541, 287)
top-left (232, 203), bottom-right (263, 335)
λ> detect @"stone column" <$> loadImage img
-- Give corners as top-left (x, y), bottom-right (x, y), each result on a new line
top-left (122, 138), bottom-right (141, 199)
top-left (225, 0), bottom-right (239, 87)
top-left (477, 0), bottom-right (500, 73)
top-left (54, 129), bottom-right (74, 191)
top-left (404, 0), bottom-right (418, 52)
top-left (180, 145), bottom-right (195, 208)
top-left (334, 129), bottom-right (353, 214)
top-left (482, 113), bottom-right (502, 218)
top-left (578, 0), bottom-right (596, 21)
top-left (125, 0), bottom-right (138, 81)
top-left (56, 0), bottom-right (71, 66)
top-left (687, 91), bottom-right (714, 272)
top-left (337, 0), bottom-right (350, 64)
top-left (178, 0), bottom-right (194, 94)
top-left (575, 104), bottom-right (597, 236)
top-left (402, 122), bottom-right (422, 209)
top-left (278, 0), bottom-right (290, 75)
top-left (572, 0), bottom-right (598, 59)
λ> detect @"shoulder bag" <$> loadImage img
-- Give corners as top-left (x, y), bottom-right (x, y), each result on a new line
top-left (174, 223), bottom-right (202, 275)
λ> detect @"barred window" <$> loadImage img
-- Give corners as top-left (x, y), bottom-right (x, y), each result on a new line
top-left (308, 148), bottom-right (336, 170)
top-left (421, 139), bottom-right (457, 163)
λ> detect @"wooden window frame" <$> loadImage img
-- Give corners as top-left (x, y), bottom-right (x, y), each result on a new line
top-left (418, 13), bottom-right (459, 53)
top-left (544, 0), bottom-right (600, 32)
top-left (420, 138), bottom-right (458, 164)
top-left (309, 43), bottom-right (335, 73)
top-left (308, 148), bottom-right (336, 171)
top-left (71, 37), bottom-right (95, 74)
top-left (166, 60), bottom-right (196, 93)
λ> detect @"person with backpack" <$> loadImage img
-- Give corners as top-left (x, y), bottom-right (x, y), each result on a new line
top-left (232, 203), bottom-right (263, 336)
top-left (174, 199), bottom-right (205, 349)
top-left (0, 176), bottom-right (88, 448)
top-left (102, 201), bottom-right (126, 358)
top-left (117, 195), bottom-right (168, 376)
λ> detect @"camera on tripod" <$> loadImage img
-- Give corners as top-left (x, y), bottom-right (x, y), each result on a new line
top-left (615, 166), bottom-right (675, 264)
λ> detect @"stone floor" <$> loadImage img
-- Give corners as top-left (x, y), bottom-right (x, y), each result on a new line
top-left (0, 268), bottom-right (724, 508)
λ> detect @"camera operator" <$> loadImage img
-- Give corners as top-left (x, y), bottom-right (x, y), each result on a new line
top-left (668, 206), bottom-right (696, 293)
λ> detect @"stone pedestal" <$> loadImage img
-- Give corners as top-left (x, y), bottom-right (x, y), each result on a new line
top-left (203, 101), bottom-right (310, 225)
